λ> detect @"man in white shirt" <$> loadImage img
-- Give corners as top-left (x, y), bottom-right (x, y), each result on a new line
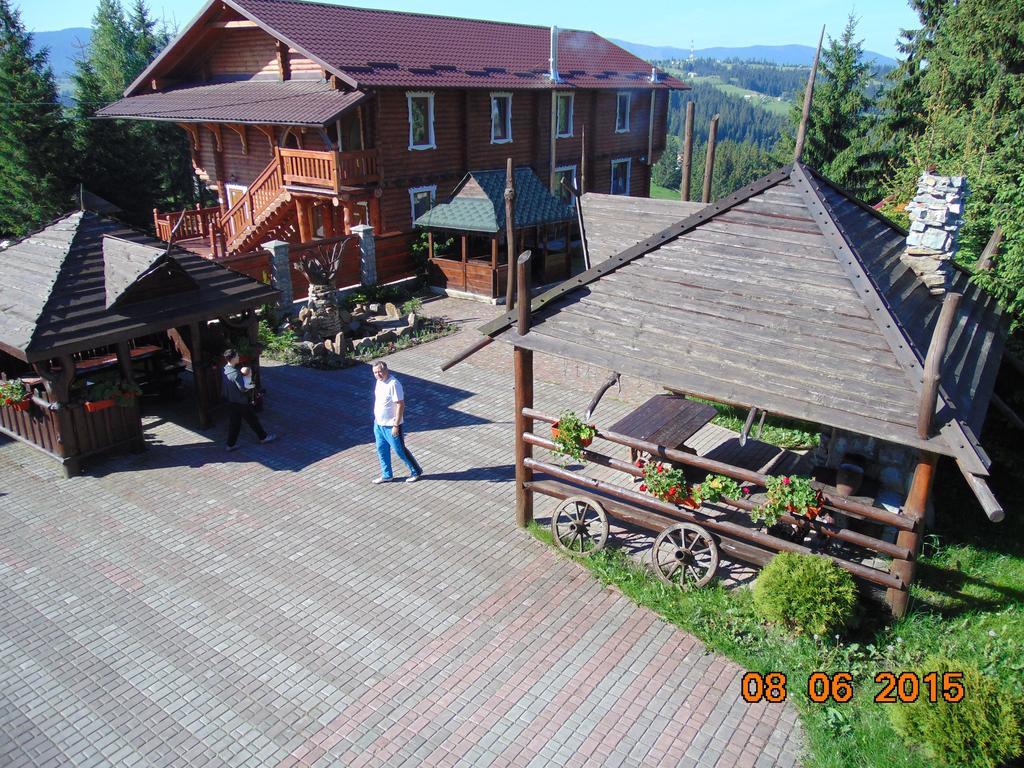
top-left (371, 361), bottom-right (422, 483)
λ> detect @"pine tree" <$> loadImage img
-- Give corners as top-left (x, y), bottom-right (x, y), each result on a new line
top-left (0, 0), bottom-right (72, 236)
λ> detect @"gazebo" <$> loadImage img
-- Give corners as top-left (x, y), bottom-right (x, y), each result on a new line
top-left (0, 210), bottom-right (278, 476)
top-left (415, 167), bottom-right (575, 300)
top-left (452, 162), bottom-right (1007, 616)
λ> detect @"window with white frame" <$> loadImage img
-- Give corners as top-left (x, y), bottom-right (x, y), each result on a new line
top-left (610, 158), bottom-right (631, 195)
top-left (554, 165), bottom-right (577, 202)
top-left (490, 92), bottom-right (512, 143)
top-left (615, 92), bottom-right (631, 132)
top-left (409, 185), bottom-right (437, 223)
top-left (555, 92), bottom-right (573, 138)
top-left (407, 92), bottom-right (435, 150)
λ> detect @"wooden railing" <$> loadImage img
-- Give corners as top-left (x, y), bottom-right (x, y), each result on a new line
top-left (153, 205), bottom-right (221, 242)
top-left (155, 146), bottom-right (380, 257)
top-left (337, 149), bottom-right (380, 186)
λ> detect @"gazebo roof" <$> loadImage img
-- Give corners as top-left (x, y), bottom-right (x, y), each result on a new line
top-left (483, 163), bottom-right (1006, 480)
top-left (414, 167), bottom-right (574, 234)
top-left (0, 211), bottom-right (278, 363)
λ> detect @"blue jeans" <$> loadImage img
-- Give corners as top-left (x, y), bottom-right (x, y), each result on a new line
top-left (373, 422), bottom-right (422, 479)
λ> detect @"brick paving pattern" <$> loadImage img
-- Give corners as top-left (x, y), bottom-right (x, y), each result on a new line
top-left (0, 297), bottom-right (802, 767)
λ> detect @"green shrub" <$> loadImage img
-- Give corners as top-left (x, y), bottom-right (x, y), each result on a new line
top-left (889, 656), bottom-right (1022, 768)
top-left (400, 297), bottom-right (423, 316)
top-left (752, 552), bottom-right (858, 636)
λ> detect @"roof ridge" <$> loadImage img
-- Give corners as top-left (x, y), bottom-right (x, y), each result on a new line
top-left (234, 0), bottom-right (591, 34)
top-left (791, 162), bottom-right (989, 475)
top-left (477, 164), bottom-right (794, 337)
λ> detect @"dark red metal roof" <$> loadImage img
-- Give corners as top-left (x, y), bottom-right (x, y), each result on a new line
top-left (140, 0), bottom-right (687, 92)
top-left (99, 80), bottom-right (368, 126)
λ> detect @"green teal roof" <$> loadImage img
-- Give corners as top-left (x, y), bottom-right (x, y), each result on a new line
top-left (415, 167), bottom-right (574, 233)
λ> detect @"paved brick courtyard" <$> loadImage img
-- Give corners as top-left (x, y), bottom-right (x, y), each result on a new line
top-left (0, 299), bottom-right (802, 767)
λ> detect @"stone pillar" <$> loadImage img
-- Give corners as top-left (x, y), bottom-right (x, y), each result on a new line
top-left (265, 239), bottom-right (293, 317)
top-left (903, 174), bottom-right (969, 295)
top-left (352, 223), bottom-right (377, 286)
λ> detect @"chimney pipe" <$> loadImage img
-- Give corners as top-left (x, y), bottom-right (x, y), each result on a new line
top-left (549, 26), bottom-right (560, 82)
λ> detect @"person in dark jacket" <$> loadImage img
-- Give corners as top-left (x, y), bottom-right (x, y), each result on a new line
top-left (222, 349), bottom-right (276, 451)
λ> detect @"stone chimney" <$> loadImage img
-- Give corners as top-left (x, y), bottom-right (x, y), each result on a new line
top-left (902, 173), bottom-right (969, 295)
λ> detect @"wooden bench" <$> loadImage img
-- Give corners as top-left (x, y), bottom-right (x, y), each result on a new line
top-left (608, 395), bottom-right (718, 464)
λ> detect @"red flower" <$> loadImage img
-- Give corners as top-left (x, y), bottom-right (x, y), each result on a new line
top-left (782, 476), bottom-right (791, 485)
top-left (635, 458), bottom-right (645, 468)
top-left (741, 487), bottom-right (751, 496)
top-left (656, 465), bottom-right (664, 474)
top-left (639, 484), bottom-right (647, 492)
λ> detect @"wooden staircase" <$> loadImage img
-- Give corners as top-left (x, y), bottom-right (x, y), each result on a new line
top-left (155, 146), bottom-right (379, 258)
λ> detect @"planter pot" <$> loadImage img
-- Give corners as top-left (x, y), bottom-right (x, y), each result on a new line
top-left (550, 423), bottom-right (593, 448)
top-left (84, 399), bottom-right (115, 413)
top-left (680, 497), bottom-right (700, 510)
top-left (10, 399), bottom-right (31, 412)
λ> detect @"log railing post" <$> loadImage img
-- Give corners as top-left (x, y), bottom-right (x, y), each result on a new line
top-left (918, 292), bottom-right (962, 439)
top-left (514, 250), bottom-right (534, 527)
top-left (887, 451), bottom-right (938, 617)
top-left (681, 101), bottom-right (694, 201)
top-left (701, 114), bottom-right (719, 204)
top-left (504, 158), bottom-right (517, 309)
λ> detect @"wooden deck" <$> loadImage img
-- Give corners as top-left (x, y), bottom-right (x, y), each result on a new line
top-left (171, 236), bottom-right (216, 259)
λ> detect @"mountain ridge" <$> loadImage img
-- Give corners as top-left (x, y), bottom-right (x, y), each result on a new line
top-left (611, 39), bottom-right (898, 68)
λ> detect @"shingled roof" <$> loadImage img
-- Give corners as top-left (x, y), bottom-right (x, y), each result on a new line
top-left (414, 167), bottom-right (574, 233)
top-left (99, 80), bottom-right (368, 127)
top-left (481, 163), bottom-right (1007, 482)
top-left (125, 0), bottom-right (688, 96)
top-left (0, 211), bottom-right (278, 362)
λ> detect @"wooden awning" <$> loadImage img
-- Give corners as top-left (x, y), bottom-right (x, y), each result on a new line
top-left (0, 210), bottom-right (279, 363)
top-left (480, 163), bottom-right (1007, 486)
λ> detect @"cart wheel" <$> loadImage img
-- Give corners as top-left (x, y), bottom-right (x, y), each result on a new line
top-left (551, 496), bottom-right (608, 557)
top-left (652, 523), bottom-right (719, 588)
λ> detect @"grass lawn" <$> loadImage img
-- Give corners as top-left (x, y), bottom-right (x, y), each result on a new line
top-left (666, 71), bottom-right (792, 117)
top-left (650, 182), bottom-right (680, 200)
top-left (531, 413), bottom-right (1024, 767)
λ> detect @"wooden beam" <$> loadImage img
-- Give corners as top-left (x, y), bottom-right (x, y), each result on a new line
top-left (276, 40), bottom-right (290, 81)
top-left (888, 451), bottom-right (937, 616)
top-left (440, 336), bottom-right (493, 372)
top-left (794, 25), bottom-right (826, 163)
top-left (517, 251), bottom-right (532, 335)
top-left (255, 124), bottom-right (276, 150)
top-left (681, 101), bottom-right (694, 201)
top-left (504, 158), bottom-right (517, 309)
top-left (296, 198), bottom-right (312, 242)
top-left (225, 123), bottom-right (248, 155)
top-left (579, 122), bottom-right (587, 194)
top-left (701, 114), bottom-right (719, 204)
top-left (960, 468), bottom-right (1005, 522)
top-left (514, 345), bottom-right (534, 527)
top-left (205, 123), bottom-right (223, 152)
top-left (974, 225), bottom-right (1003, 271)
top-left (918, 292), bottom-right (962, 438)
top-left (177, 123), bottom-right (201, 152)
top-left (207, 19), bottom-right (258, 28)
top-left (647, 89), bottom-right (656, 166)
top-left (584, 372), bottom-right (620, 421)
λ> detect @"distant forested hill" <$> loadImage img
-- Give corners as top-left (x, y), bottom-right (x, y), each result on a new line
top-left (668, 82), bottom-right (790, 149)
top-left (612, 39), bottom-right (898, 68)
top-left (30, 27), bottom-right (91, 79)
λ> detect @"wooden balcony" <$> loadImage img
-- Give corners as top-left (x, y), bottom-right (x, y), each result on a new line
top-left (280, 147), bottom-right (380, 190)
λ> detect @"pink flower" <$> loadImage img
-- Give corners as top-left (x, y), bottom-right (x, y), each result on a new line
top-left (741, 487), bottom-right (751, 496)
top-left (782, 476), bottom-right (791, 485)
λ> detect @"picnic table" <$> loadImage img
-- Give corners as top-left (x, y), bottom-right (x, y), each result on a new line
top-left (608, 394), bottom-right (717, 464)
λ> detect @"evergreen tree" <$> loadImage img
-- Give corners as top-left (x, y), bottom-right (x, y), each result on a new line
top-left (72, 0), bottom-right (194, 226)
top-left (0, 0), bottom-right (72, 236)
top-left (781, 15), bottom-right (880, 198)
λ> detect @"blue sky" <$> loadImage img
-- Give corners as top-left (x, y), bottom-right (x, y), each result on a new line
top-left (16, 0), bottom-right (920, 59)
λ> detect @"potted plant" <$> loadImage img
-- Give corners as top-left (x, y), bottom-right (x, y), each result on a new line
top-left (550, 410), bottom-right (596, 462)
top-left (750, 474), bottom-right (824, 528)
top-left (85, 380), bottom-right (141, 412)
top-left (690, 473), bottom-right (743, 506)
top-left (0, 379), bottom-right (32, 412)
top-left (637, 459), bottom-right (693, 507)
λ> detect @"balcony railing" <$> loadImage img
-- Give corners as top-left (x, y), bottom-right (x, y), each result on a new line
top-left (153, 205), bottom-right (222, 243)
top-left (280, 147), bottom-right (380, 190)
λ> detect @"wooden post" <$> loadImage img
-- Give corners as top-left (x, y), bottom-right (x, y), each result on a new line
top-left (701, 114), bottom-right (719, 204)
top-left (342, 201), bottom-right (353, 234)
top-left (189, 321), bottom-right (212, 429)
top-left (918, 293), bottom-right (962, 439)
top-left (115, 341), bottom-right (145, 452)
top-left (974, 226), bottom-right (1003, 272)
top-left (295, 198), bottom-right (312, 242)
top-left (461, 234), bottom-right (468, 293)
top-left (580, 123), bottom-right (587, 194)
top-left (549, 91), bottom-right (558, 193)
top-left (647, 90), bottom-right (656, 170)
top-left (887, 452), bottom-right (938, 617)
top-left (514, 250), bottom-right (534, 527)
top-left (681, 101), bottom-right (694, 201)
top-left (33, 356), bottom-right (80, 476)
top-left (428, 231), bottom-right (434, 260)
top-left (794, 26), bottom-right (825, 164)
top-left (504, 158), bottom-right (517, 308)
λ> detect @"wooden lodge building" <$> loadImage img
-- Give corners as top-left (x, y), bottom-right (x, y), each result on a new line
top-left (97, 0), bottom-right (687, 299)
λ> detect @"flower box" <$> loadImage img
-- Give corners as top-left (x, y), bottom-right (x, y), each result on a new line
top-left (10, 398), bottom-right (31, 412)
top-left (84, 399), bottom-right (115, 413)
top-left (550, 423), bottom-right (593, 448)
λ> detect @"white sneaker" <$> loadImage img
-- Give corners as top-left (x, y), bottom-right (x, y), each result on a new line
top-left (371, 476), bottom-right (393, 484)
top-left (405, 475), bottom-right (420, 483)
top-left (260, 433), bottom-right (277, 444)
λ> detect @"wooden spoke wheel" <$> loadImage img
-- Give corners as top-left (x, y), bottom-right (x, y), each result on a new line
top-left (551, 496), bottom-right (608, 557)
top-left (652, 523), bottom-right (719, 588)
